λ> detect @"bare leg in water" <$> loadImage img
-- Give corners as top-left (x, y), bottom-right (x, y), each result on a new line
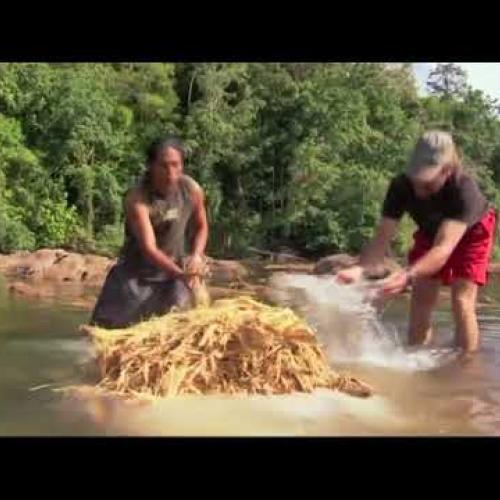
top-left (408, 277), bottom-right (441, 346)
top-left (451, 278), bottom-right (480, 353)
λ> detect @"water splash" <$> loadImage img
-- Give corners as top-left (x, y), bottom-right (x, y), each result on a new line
top-left (269, 273), bottom-right (459, 371)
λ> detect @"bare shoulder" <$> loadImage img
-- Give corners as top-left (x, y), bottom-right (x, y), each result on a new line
top-left (125, 185), bottom-right (149, 211)
top-left (182, 175), bottom-right (204, 200)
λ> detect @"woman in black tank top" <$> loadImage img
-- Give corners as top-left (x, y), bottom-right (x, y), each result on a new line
top-left (90, 137), bottom-right (209, 329)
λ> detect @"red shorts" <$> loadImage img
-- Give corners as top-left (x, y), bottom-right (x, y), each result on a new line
top-left (408, 208), bottom-right (497, 286)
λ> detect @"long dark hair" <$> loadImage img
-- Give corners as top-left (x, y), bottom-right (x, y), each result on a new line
top-left (146, 136), bottom-right (187, 166)
top-left (142, 136), bottom-right (187, 189)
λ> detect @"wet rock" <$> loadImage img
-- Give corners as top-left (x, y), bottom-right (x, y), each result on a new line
top-left (43, 253), bottom-right (115, 286)
top-left (0, 249), bottom-right (115, 309)
top-left (44, 253), bottom-right (87, 283)
top-left (274, 252), bottom-right (308, 264)
top-left (0, 249), bottom-right (115, 287)
top-left (207, 258), bottom-right (249, 283)
top-left (313, 254), bottom-right (359, 275)
top-left (0, 251), bottom-right (30, 273)
top-left (248, 246), bottom-right (307, 264)
top-left (313, 253), bottom-right (402, 279)
top-left (9, 281), bottom-right (44, 298)
top-left (263, 262), bottom-right (315, 274)
top-left (1, 249), bottom-right (262, 311)
top-left (6, 248), bottom-right (68, 280)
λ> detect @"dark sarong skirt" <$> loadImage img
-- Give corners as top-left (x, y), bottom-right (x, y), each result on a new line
top-left (90, 262), bottom-right (193, 329)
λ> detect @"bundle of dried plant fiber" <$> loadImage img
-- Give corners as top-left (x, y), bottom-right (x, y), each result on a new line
top-left (81, 296), bottom-right (373, 399)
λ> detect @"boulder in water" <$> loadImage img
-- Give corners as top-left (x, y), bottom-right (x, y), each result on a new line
top-left (0, 249), bottom-right (115, 286)
top-left (9, 281), bottom-right (42, 298)
top-left (7, 248), bottom-right (68, 280)
top-left (313, 253), bottom-right (402, 279)
top-left (207, 258), bottom-right (249, 283)
top-left (313, 254), bottom-right (359, 275)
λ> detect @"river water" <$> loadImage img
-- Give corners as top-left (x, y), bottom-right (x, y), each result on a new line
top-left (1, 273), bottom-right (500, 436)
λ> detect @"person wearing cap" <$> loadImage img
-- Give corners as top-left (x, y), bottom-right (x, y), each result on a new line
top-left (337, 131), bottom-right (497, 352)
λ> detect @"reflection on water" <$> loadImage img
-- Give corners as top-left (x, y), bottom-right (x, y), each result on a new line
top-left (57, 387), bottom-right (408, 436)
top-left (1, 274), bottom-right (500, 436)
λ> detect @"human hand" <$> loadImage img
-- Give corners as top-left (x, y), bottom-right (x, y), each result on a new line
top-left (379, 269), bottom-right (412, 298)
top-left (184, 254), bottom-right (204, 277)
top-left (336, 265), bottom-right (364, 284)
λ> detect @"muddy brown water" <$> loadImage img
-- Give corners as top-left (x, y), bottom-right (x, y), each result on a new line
top-left (1, 272), bottom-right (500, 436)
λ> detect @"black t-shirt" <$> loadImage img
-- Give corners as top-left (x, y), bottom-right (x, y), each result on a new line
top-left (382, 171), bottom-right (490, 239)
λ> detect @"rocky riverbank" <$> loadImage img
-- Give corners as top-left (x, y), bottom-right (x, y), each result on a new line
top-left (1, 249), bottom-right (498, 311)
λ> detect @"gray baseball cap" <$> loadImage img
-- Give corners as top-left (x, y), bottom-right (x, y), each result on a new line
top-left (407, 131), bottom-right (456, 180)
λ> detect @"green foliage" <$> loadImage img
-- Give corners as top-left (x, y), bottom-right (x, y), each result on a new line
top-left (0, 63), bottom-right (499, 261)
top-left (0, 206), bottom-right (37, 252)
top-left (427, 63), bottom-right (468, 98)
top-left (33, 198), bottom-right (79, 248)
top-left (93, 224), bottom-right (125, 257)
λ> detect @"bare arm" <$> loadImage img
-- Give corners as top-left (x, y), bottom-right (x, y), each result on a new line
top-left (189, 185), bottom-right (209, 258)
top-left (381, 219), bottom-right (467, 297)
top-left (337, 217), bottom-right (399, 283)
top-left (125, 188), bottom-right (184, 278)
top-left (408, 219), bottom-right (467, 280)
top-left (359, 217), bottom-right (399, 268)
